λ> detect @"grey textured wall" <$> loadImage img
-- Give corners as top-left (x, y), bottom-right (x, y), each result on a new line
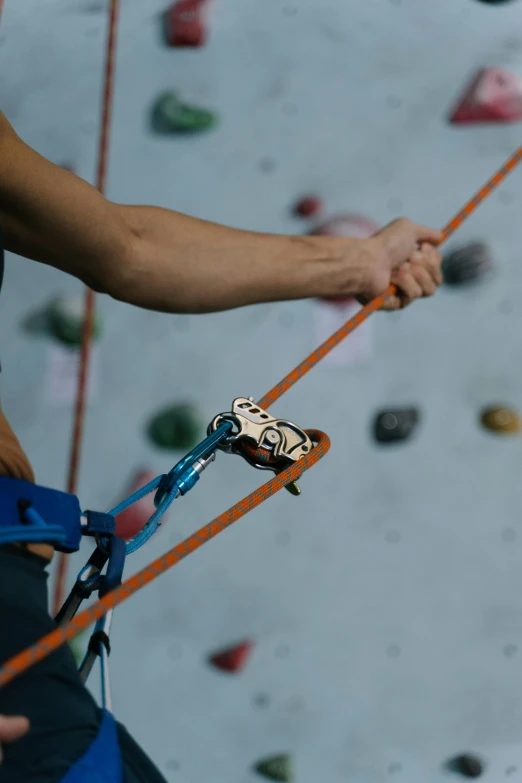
top-left (2, 0), bottom-right (522, 780)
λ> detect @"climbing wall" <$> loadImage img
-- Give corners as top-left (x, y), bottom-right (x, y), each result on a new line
top-left (3, 0), bottom-right (522, 780)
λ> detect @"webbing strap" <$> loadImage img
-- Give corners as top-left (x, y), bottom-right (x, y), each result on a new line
top-left (0, 477), bottom-right (82, 552)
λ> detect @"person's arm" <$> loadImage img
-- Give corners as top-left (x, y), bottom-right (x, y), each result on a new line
top-left (0, 111), bottom-right (443, 313)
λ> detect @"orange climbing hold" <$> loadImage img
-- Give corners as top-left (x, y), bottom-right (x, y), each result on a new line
top-left (114, 469), bottom-right (162, 541)
top-left (209, 640), bottom-right (253, 673)
top-left (480, 405), bottom-right (521, 435)
top-left (165, 0), bottom-right (209, 47)
top-left (450, 68), bottom-right (522, 125)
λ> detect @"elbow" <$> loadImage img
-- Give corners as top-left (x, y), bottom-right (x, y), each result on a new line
top-left (97, 226), bottom-right (143, 303)
top-left (105, 257), bottom-right (138, 304)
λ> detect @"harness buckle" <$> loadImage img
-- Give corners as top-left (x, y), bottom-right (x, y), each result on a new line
top-left (207, 397), bottom-right (313, 495)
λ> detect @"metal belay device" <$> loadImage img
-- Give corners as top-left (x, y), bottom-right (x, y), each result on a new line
top-left (208, 397), bottom-right (314, 496)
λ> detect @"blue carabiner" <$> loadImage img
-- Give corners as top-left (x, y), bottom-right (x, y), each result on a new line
top-left (154, 421), bottom-right (233, 508)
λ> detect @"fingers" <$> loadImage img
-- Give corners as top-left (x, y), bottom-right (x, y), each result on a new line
top-left (387, 242), bottom-right (443, 310)
top-left (396, 218), bottom-right (444, 252)
top-left (0, 715), bottom-right (30, 743)
top-left (413, 242), bottom-right (443, 287)
top-left (409, 263), bottom-right (437, 297)
top-left (380, 293), bottom-right (402, 311)
top-left (411, 223), bottom-right (445, 248)
top-left (375, 218), bottom-right (445, 273)
top-left (392, 262), bottom-right (423, 308)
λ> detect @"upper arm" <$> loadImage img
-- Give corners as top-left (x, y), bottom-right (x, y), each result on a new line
top-left (0, 111), bottom-right (133, 294)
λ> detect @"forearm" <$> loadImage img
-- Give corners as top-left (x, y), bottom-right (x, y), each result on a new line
top-left (115, 205), bottom-right (361, 313)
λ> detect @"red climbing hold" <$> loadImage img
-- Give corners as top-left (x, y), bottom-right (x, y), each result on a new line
top-left (310, 214), bottom-right (380, 304)
top-left (209, 640), bottom-right (253, 673)
top-left (165, 0), bottom-right (209, 48)
top-left (450, 68), bottom-right (522, 125)
top-left (294, 195), bottom-right (323, 218)
top-left (114, 469), bottom-right (161, 542)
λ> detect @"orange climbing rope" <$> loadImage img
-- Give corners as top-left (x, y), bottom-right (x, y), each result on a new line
top-left (52, 0), bottom-right (121, 617)
top-left (1, 139), bottom-right (522, 687)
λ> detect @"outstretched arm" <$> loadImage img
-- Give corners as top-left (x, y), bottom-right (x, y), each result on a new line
top-left (0, 111), bottom-right (443, 314)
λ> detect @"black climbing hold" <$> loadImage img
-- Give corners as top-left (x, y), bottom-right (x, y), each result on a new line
top-left (254, 754), bottom-right (293, 782)
top-left (475, 0), bottom-right (517, 4)
top-left (442, 242), bottom-right (493, 286)
top-left (448, 754), bottom-right (484, 778)
top-left (373, 408), bottom-right (420, 444)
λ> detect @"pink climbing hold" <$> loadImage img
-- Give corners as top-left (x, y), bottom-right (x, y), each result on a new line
top-left (209, 640), bottom-right (253, 673)
top-left (165, 0), bottom-right (209, 48)
top-left (450, 68), bottom-right (522, 125)
top-left (114, 469), bottom-right (161, 542)
top-left (310, 213), bottom-right (379, 239)
top-left (294, 195), bottom-right (323, 218)
top-left (310, 214), bottom-right (380, 304)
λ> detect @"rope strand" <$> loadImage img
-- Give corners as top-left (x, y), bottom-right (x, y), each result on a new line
top-left (52, 0), bottom-right (121, 616)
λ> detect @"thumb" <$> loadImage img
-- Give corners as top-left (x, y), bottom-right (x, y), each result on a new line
top-left (412, 224), bottom-right (445, 248)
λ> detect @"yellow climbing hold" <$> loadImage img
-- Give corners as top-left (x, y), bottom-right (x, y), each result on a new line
top-left (480, 405), bottom-right (521, 434)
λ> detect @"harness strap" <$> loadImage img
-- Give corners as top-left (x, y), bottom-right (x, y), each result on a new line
top-left (0, 477), bottom-right (82, 552)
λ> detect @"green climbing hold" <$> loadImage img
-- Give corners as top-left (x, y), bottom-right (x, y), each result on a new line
top-left (148, 403), bottom-right (203, 450)
top-left (254, 754), bottom-right (293, 782)
top-left (49, 295), bottom-right (101, 347)
top-left (152, 91), bottom-right (218, 134)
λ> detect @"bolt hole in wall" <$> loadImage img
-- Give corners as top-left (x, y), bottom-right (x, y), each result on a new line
top-left (5, 0), bottom-right (522, 781)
